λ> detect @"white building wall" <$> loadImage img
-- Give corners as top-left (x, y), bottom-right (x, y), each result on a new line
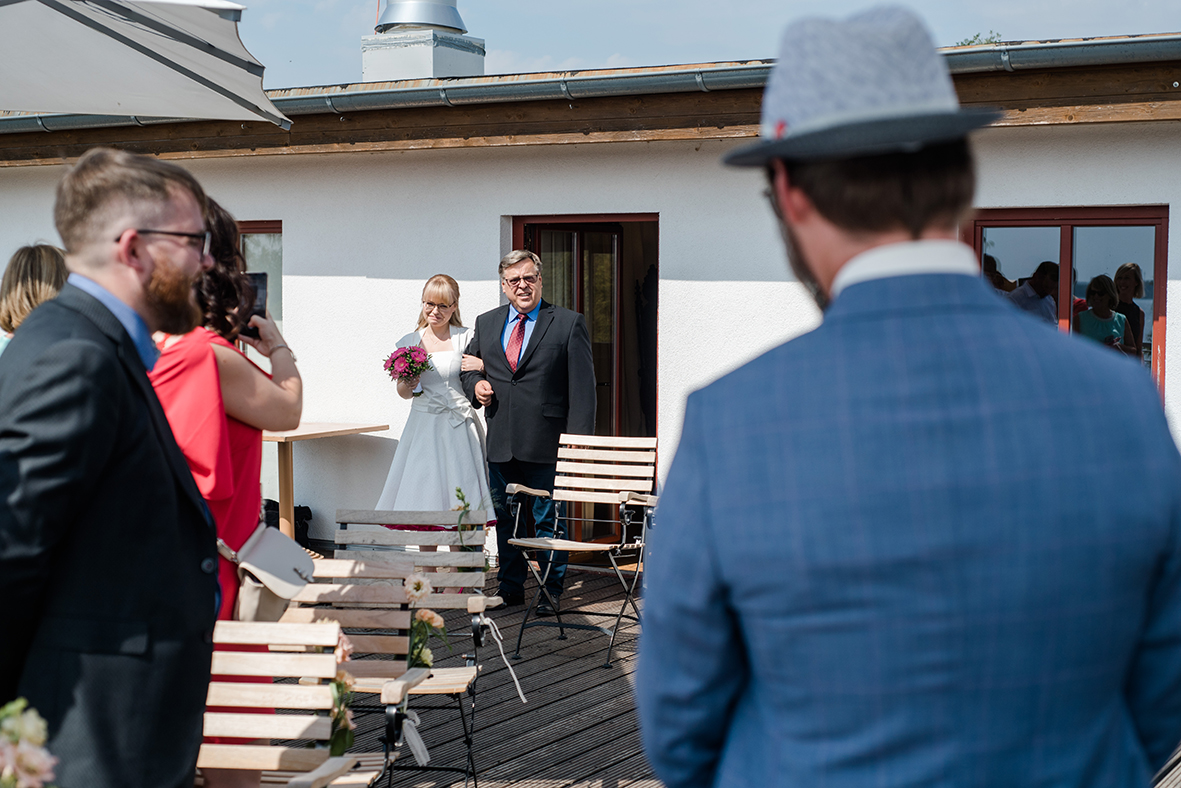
top-left (1, 121), bottom-right (1179, 537)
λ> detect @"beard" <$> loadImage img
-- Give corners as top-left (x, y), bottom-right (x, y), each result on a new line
top-left (145, 258), bottom-right (202, 335)
top-left (778, 219), bottom-right (830, 312)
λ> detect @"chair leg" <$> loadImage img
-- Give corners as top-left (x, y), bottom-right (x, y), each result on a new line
top-left (603, 550), bottom-right (644, 667)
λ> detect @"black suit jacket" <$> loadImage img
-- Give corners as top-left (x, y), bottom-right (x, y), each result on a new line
top-left (462, 300), bottom-right (595, 464)
top-left (0, 284), bottom-right (218, 788)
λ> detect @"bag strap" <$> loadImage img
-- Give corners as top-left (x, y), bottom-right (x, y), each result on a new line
top-left (216, 538), bottom-right (240, 565)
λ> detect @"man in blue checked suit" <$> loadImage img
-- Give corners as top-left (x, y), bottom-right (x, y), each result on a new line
top-left (637, 7), bottom-right (1181, 788)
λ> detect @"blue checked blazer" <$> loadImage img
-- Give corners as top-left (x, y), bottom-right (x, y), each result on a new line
top-left (638, 272), bottom-right (1181, 788)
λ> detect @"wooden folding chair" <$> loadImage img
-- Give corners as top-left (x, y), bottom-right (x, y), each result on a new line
top-left (196, 620), bottom-right (426, 788)
top-left (506, 434), bottom-right (657, 667)
top-left (287, 519), bottom-right (499, 788)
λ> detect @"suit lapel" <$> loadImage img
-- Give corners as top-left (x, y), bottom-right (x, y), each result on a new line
top-left (56, 286), bottom-right (213, 529)
top-left (483, 305), bottom-right (513, 376)
top-left (515, 301), bottom-right (555, 373)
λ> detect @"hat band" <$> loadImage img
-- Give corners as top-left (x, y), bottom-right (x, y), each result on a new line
top-left (761, 98), bottom-right (962, 140)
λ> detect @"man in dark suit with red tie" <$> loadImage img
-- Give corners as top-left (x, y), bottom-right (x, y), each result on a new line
top-left (462, 250), bottom-right (595, 614)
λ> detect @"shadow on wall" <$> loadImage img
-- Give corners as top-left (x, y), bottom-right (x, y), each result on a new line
top-left (291, 434), bottom-right (398, 541)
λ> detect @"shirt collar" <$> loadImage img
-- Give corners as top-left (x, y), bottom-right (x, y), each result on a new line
top-left (67, 273), bottom-right (160, 370)
top-left (510, 302), bottom-right (542, 322)
top-left (829, 240), bottom-right (980, 300)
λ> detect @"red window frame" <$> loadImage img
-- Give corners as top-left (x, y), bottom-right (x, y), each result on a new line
top-left (962, 206), bottom-right (1168, 390)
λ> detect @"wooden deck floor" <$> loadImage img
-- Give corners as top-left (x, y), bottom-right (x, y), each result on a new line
top-left (352, 569), bottom-right (660, 788)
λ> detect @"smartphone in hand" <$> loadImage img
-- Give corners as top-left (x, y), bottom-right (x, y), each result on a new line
top-left (239, 272), bottom-right (267, 339)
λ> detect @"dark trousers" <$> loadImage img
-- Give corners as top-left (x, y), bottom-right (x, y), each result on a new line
top-left (489, 459), bottom-right (567, 598)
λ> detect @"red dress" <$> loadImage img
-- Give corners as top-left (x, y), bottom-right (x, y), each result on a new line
top-left (149, 327), bottom-right (268, 743)
top-left (151, 327), bottom-right (265, 616)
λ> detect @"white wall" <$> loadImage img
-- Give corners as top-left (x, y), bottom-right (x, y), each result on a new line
top-left (3, 120), bottom-right (1179, 536)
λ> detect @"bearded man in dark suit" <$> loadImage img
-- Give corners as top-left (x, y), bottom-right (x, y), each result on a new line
top-left (0, 147), bottom-right (219, 788)
top-left (461, 250), bottom-right (595, 613)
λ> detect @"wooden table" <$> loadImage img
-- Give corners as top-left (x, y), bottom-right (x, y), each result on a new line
top-left (263, 422), bottom-right (389, 539)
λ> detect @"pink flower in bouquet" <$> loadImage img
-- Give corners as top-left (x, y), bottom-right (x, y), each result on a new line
top-left (383, 346), bottom-right (434, 395)
top-left (10, 739), bottom-right (57, 788)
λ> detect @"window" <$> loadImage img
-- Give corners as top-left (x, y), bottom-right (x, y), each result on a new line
top-left (965, 207), bottom-right (1167, 386)
top-left (238, 220), bottom-right (282, 331)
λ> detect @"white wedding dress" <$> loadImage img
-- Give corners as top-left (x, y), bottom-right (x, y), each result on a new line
top-left (376, 325), bottom-right (493, 515)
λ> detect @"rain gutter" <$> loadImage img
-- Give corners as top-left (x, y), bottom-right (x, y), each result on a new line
top-left (4, 34), bottom-right (1181, 136)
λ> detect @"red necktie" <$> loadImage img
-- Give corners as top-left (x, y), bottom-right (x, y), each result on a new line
top-left (506, 312), bottom-right (527, 372)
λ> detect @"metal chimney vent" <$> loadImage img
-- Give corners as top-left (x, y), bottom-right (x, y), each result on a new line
top-left (376, 0), bottom-right (467, 34)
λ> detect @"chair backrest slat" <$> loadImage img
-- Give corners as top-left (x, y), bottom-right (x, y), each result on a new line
top-left (197, 744), bottom-right (331, 772)
top-left (555, 460), bottom-right (654, 478)
top-left (210, 651), bottom-right (337, 679)
top-left (558, 447), bottom-right (657, 463)
top-left (558, 433), bottom-right (658, 449)
top-left (214, 620), bottom-right (341, 647)
top-left (206, 682), bottom-right (334, 710)
top-left (554, 489), bottom-right (634, 505)
top-left (204, 712), bottom-right (331, 741)
top-left (555, 475), bottom-right (655, 493)
top-left (335, 528), bottom-right (485, 547)
top-left (282, 606), bottom-right (411, 630)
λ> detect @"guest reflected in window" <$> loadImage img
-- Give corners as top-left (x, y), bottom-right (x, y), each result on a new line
top-left (1113, 262), bottom-right (1146, 359)
top-left (1007, 260), bottom-right (1058, 324)
top-left (1075, 274), bottom-right (1135, 355)
top-left (981, 253), bottom-right (1015, 292)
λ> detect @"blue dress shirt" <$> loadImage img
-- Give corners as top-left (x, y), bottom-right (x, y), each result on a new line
top-left (67, 273), bottom-right (159, 371)
top-left (501, 302), bottom-right (541, 365)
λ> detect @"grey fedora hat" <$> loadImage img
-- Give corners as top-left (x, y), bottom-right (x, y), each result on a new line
top-left (725, 5), bottom-right (1000, 167)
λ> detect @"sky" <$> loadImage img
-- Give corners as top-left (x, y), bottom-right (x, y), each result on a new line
top-left (235, 0), bottom-right (1181, 90)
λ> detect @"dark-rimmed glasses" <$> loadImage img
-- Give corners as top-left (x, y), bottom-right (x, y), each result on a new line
top-left (503, 274), bottom-right (539, 288)
top-left (423, 300), bottom-right (455, 313)
top-left (118, 229), bottom-right (212, 258)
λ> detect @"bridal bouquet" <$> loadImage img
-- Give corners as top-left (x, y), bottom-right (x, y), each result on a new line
top-left (383, 346), bottom-right (433, 397)
top-left (0, 698), bottom-right (57, 788)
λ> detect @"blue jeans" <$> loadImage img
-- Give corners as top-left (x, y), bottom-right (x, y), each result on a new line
top-left (489, 459), bottom-right (567, 598)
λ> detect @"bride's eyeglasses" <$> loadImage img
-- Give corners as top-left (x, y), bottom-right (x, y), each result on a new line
top-left (423, 301), bottom-right (454, 312)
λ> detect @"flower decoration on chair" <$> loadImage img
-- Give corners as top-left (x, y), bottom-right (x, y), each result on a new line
top-left (383, 347), bottom-right (433, 397)
top-left (329, 633), bottom-right (357, 757)
top-left (408, 608), bottom-right (449, 669)
top-left (0, 698), bottom-right (57, 788)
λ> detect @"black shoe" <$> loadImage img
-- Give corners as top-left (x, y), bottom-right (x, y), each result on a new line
top-left (536, 598), bottom-right (560, 617)
top-left (497, 590), bottom-right (524, 606)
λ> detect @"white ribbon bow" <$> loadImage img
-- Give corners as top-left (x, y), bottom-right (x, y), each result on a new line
top-left (401, 709), bottom-right (431, 766)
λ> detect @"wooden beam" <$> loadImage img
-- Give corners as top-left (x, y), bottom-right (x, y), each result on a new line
top-left (0, 61), bottom-right (1179, 166)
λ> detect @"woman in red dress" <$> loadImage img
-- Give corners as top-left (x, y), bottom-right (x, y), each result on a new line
top-left (150, 199), bottom-right (302, 788)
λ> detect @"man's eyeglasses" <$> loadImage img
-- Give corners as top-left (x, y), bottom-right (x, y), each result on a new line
top-left (503, 274), bottom-right (539, 288)
top-left (119, 229), bottom-right (212, 258)
top-left (423, 301), bottom-right (454, 312)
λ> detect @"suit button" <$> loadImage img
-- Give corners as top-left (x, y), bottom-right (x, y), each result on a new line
top-left (201, 557), bottom-right (217, 574)
top-left (511, 380), bottom-right (517, 386)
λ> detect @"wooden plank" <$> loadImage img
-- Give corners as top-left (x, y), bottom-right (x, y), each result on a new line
top-left (206, 681), bottom-right (334, 710)
top-left (263, 423), bottom-right (389, 443)
top-left (556, 476), bottom-right (654, 492)
top-left (204, 712), bottom-right (332, 740)
top-left (558, 448), bottom-right (657, 463)
top-left (210, 651), bottom-right (338, 679)
top-left (559, 434), bottom-right (657, 448)
top-left (293, 583), bottom-right (404, 605)
top-left (988, 101), bottom-right (1181, 127)
top-left (509, 537), bottom-right (617, 552)
top-left (555, 460), bottom-right (655, 478)
top-left (281, 607), bottom-right (411, 629)
top-left (214, 621), bottom-right (341, 647)
top-left (313, 558), bottom-right (414, 579)
top-left (287, 756), bottom-right (360, 788)
top-left (345, 634), bottom-right (409, 655)
top-left (336, 509), bottom-right (489, 526)
top-left (329, 550), bottom-right (484, 568)
top-left (333, 528), bottom-right (486, 547)
top-left (197, 744), bottom-right (329, 771)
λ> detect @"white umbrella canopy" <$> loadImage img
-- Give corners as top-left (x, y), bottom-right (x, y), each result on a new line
top-left (0, 0), bottom-right (290, 127)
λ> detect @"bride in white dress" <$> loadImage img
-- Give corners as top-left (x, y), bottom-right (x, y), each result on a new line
top-left (376, 275), bottom-right (492, 518)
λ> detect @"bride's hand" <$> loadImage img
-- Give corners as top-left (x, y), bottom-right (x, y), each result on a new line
top-left (461, 354), bottom-right (484, 373)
